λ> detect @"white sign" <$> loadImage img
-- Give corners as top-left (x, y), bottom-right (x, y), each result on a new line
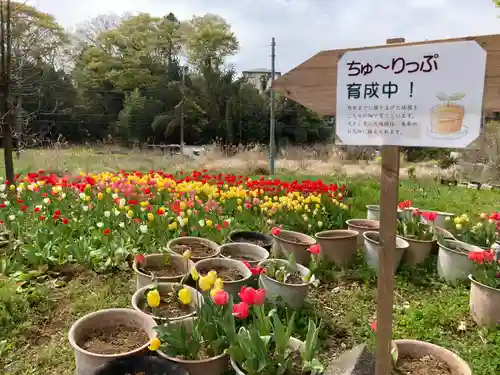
top-left (336, 41), bottom-right (486, 148)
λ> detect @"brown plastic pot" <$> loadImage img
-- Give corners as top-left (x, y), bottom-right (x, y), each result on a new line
top-left (157, 318), bottom-right (229, 375)
top-left (167, 236), bottom-right (220, 262)
top-left (393, 339), bottom-right (471, 375)
top-left (68, 308), bottom-right (156, 375)
top-left (400, 236), bottom-right (435, 266)
top-left (469, 275), bottom-right (500, 327)
top-left (315, 230), bottom-right (358, 266)
top-left (346, 219), bottom-right (379, 247)
top-left (272, 229), bottom-right (316, 265)
top-left (133, 253), bottom-right (195, 290)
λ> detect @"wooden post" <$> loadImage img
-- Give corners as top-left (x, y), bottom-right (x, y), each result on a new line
top-left (374, 37), bottom-right (404, 375)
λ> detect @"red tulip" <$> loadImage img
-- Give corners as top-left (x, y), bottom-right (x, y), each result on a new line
top-left (211, 290), bottom-right (229, 305)
top-left (253, 289), bottom-right (266, 305)
top-left (135, 254), bottom-right (145, 264)
top-left (233, 302), bottom-right (249, 319)
top-left (370, 320), bottom-right (377, 332)
top-left (421, 211), bottom-right (437, 222)
top-left (238, 286), bottom-right (257, 305)
top-left (103, 228), bottom-right (111, 235)
top-left (307, 244), bottom-right (321, 255)
top-left (271, 227), bottom-right (281, 235)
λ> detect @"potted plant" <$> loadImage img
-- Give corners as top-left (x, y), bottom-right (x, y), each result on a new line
top-left (368, 320), bottom-right (471, 374)
top-left (193, 257), bottom-right (252, 297)
top-left (228, 230), bottom-right (274, 251)
top-left (131, 282), bottom-right (203, 322)
top-left (396, 207), bottom-right (436, 266)
top-left (133, 253), bottom-right (195, 290)
top-left (314, 229), bottom-right (358, 267)
top-left (68, 308), bottom-right (156, 375)
top-left (167, 236), bottom-right (220, 262)
top-left (258, 247), bottom-right (320, 308)
top-left (153, 282), bottom-right (232, 375)
top-left (437, 239), bottom-right (483, 283)
top-left (420, 210), bottom-right (455, 228)
top-left (362, 231), bottom-right (409, 273)
top-left (271, 227), bottom-right (316, 266)
top-left (440, 212), bottom-right (498, 249)
top-left (468, 248), bottom-right (500, 327)
top-left (220, 242), bottom-right (269, 265)
top-left (345, 219), bottom-right (379, 247)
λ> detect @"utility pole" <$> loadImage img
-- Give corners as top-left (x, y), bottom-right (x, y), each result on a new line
top-left (269, 37), bottom-right (276, 175)
top-left (180, 66), bottom-right (186, 157)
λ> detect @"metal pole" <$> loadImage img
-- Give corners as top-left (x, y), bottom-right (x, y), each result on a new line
top-left (269, 37), bottom-right (276, 175)
top-left (180, 66), bottom-right (186, 157)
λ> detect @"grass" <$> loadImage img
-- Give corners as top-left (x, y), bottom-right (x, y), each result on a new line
top-left (1, 173), bottom-right (500, 375)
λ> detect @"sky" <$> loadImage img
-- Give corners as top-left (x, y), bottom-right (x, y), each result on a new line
top-left (28, 0), bottom-right (500, 74)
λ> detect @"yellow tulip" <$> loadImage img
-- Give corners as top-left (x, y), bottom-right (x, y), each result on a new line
top-left (127, 210), bottom-right (134, 218)
top-left (178, 287), bottom-right (193, 304)
top-left (147, 213), bottom-right (154, 221)
top-left (206, 219), bottom-right (213, 227)
top-left (97, 192), bottom-right (103, 201)
top-left (148, 337), bottom-right (161, 351)
top-left (191, 267), bottom-right (200, 281)
top-left (207, 270), bottom-right (217, 285)
top-left (146, 289), bottom-right (161, 308)
top-left (455, 223), bottom-right (462, 230)
top-left (214, 278), bottom-right (224, 290)
top-left (479, 213), bottom-right (487, 220)
top-left (182, 250), bottom-right (192, 260)
top-left (198, 275), bottom-right (212, 291)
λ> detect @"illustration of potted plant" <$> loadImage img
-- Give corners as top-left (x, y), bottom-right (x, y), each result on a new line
top-left (430, 92), bottom-right (466, 134)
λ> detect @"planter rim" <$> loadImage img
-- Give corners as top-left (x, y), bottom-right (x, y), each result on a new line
top-left (393, 339), bottom-right (471, 374)
top-left (131, 283), bottom-right (201, 321)
top-left (258, 259), bottom-right (313, 286)
top-left (398, 235), bottom-right (435, 244)
top-left (228, 230), bottom-right (274, 244)
top-left (366, 204), bottom-right (380, 210)
top-left (157, 349), bottom-right (228, 364)
top-left (421, 210), bottom-right (455, 216)
top-left (194, 257), bottom-right (252, 284)
top-left (438, 239), bottom-right (482, 257)
top-left (68, 308), bottom-right (155, 358)
top-left (315, 229), bottom-right (358, 240)
top-left (167, 236), bottom-right (220, 258)
top-left (272, 229), bottom-right (316, 246)
top-left (468, 274), bottom-right (500, 292)
top-left (363, 231), bottom-right (409, 249)
top-left (346, 219), bottom-right (380, 229)
top-left (132, 253), bottom-right (194, 280)
top-left (220, 242), bottom-right (269, 262)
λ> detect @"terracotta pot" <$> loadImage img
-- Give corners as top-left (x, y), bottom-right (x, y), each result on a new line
top-left (346, 219), bottom-right (379, 247)
top-left (437, 240), bottom-right (482, 283)
top-left (227, 230), bottom-right (274, 251)
top-left (272, 229), bottom-right (316, 265)
top-left (167, 236), bottom-right (220, 262)
top-left (68, 308), bottom-right (156, 375)
top-left (131, 283), bottom-right (203, 322)
top-left (157, 318), bottom-right (229, 375)
top-left (220, 242), bottom-right (269, 266)
top-left (194, 257), bottom-right (252, 297)
top-left (363, 231), bottom-right (408, 273)
top-left (314, 230), bottom-right (358, 266)
top-left (469, 275), bottom-right (500, 327)
top-left (230, 337), bottom-right (303, 375)
top-left (431, 103), bottom-right (465, 134)
top-left (393, 339), bottom-right (471, 375)
top-left (258, 259), bottom-right (314, 308)
top-left (133, 253), bottom-right (195, 290)
top-left (400, 236), bottom-right (435, 266)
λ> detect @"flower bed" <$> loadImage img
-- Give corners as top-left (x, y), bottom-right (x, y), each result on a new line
top-left (0, 170), bottom-right (350, 274)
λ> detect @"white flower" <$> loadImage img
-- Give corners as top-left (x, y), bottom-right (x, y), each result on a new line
top-left (112, 193), bottom-right (118, 199)
top-left (8, 215), bottom-right (15, 221)
top-left (177, 216), bottom-right (184, 227)
top-left (104, 211), bottom-right (111, 218)
top-left (114, 210), bottom-right (120, 216)
top-left (119, 198), bottom-right (126, 207)
top-left (119, 222), bottom-right (125, 228)
top-left (318, 221), bottom-right (323, 228)
top-left (43, 198), bottom-right (51, 205)
top-left (96, 222), bottom-right (104, 228)
top-left (79, 193), bottom-right (86, 200)
top-left (4, 201), bottom-right (9, 206)
top-left (198, 219), bottom-right (205, 227)
top-left (0, 184), bottom-right (6, 192)
top-left (82, 205), bottom-right (89, 212)
top-left (139, 225), bottom-right (148, 234)
top-left (0, 193), bottom-right (6, 199)
top-left (61, 193), bottom-right (66, 199)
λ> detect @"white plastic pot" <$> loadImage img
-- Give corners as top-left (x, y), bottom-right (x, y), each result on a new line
top-left (366, 205), bottom-right (380, 221)
top-left (362, 231), bottom-right (409, 273)
top-left (437, 240), bottom-right (483, 283)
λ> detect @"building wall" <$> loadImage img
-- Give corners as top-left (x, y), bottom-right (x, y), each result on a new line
top-left (242, 72), bottom-right (282, 94)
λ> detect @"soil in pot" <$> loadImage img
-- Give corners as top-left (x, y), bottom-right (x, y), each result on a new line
top-left (80, 323), bottom-right (149, 355)
top-left (392, 354), bottom-right (451, 375)
top-left (140, 262), bottom-right (184, 278)
top-left (268, 269), bottom-right (304, 285)
top-left (197, 266), bottom-right (244, 281)
top-left (171, 242), bottom-right (216, 258)
top-left (277, 232), bottom-right (309, 245)
top-left (141, 291), bottom-right (195, 318)
top-left (220, 250), bottom-right (261, 262)
top-left (230, 235), bottom-right (269, 248)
